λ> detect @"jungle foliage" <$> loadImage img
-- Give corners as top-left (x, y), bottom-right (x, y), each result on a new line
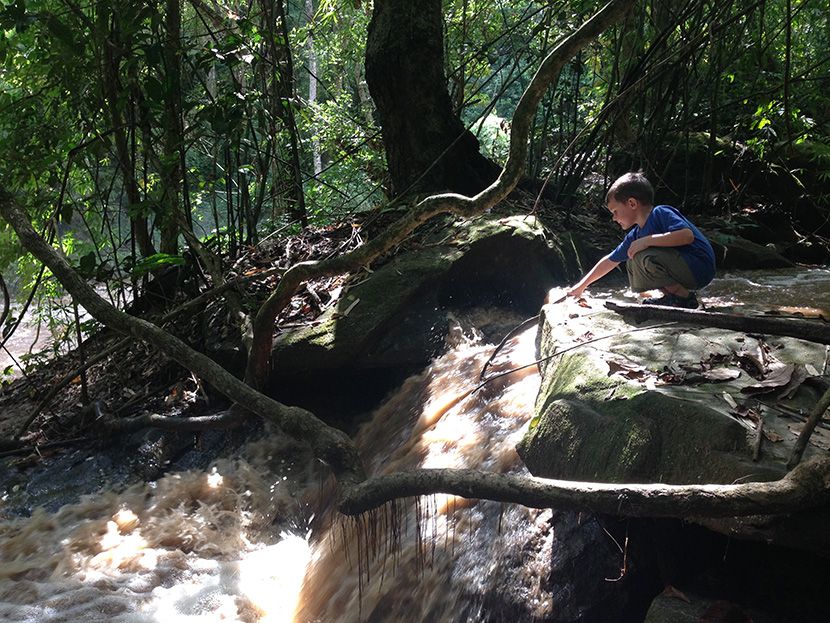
top-left (0, 0), bottom-right (829, 357)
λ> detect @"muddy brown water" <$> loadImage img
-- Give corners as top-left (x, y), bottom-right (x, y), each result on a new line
top-left (1, 268), bottom-right (829, 621)
top-left (0, 311), bottom-right (552, 622)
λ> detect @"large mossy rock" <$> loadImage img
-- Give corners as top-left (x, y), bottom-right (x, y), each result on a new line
top-left (267, 214), bottom-right (582, 417)
top-left (517, 295), bottom-right (830, 550)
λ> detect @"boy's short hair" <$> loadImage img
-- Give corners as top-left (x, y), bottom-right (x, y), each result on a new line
top-left (605, 172), bottom-right (654, 205)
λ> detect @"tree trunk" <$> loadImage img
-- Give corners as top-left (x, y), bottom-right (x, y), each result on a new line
top-left (306, 0), bottom-right (322, 177)
top-left (273, 0), bottom-right (309, 226)
top-left (98, 1), bottom-right (155, 258)
top-left (159, 0), bottom-right (183, 255)
top-left (365, 0), bottom-right (501, 197)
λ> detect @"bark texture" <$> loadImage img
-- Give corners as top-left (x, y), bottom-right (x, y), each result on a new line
top-left (338, 457), bottom-right (830, 517)
top-left (365, 0), bottom-right (502, 196)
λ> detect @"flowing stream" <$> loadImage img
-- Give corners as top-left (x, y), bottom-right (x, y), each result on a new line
top-left (2, 268), bottom-right (830, 621)
top-left (2, 309), bottom-right (585, 622)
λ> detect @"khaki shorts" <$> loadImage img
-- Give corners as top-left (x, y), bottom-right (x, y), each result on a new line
top-left (626, 247), bottom-right (698, 292)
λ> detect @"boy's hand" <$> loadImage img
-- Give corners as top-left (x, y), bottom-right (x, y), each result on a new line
top-left (566, 284), bottom-right (586, 299)
top-left (627, 237), bottom-right (650, 258)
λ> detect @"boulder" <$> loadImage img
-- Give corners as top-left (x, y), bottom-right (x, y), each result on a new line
top-left (266, 214), bottom-right (582, 417)
top-left (707, 231), bottom-right (795, 270)
top-left (517, 294), bottom-right (830, 550)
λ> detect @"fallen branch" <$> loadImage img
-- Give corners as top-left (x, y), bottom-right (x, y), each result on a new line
top-left (11, 267), bottom-right (281, 441)
top-left (605, 301), bottom-right (830, 345)
top-left (99, 405), bottom-right (244, 434)
top-left (338, 456), bottom-right (830, 518)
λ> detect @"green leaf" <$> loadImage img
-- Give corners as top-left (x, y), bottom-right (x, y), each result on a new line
top-left (78, 251), bottom-right (97, 278)
top-left (132, 253), bottom-right (185, 277)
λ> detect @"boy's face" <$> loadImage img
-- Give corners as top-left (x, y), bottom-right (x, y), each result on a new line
top-left (606, 197), bottom-right (638, 230)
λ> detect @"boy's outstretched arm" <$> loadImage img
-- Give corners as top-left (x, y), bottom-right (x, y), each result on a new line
top-left (567, 254), bottom-right (619, 298)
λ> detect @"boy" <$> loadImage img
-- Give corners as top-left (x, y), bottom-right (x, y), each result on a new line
top-left (567, 172), bottom-right (715, 308)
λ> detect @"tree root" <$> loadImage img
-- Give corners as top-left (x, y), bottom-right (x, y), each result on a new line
top-left (0, 196), bottom-right (367, 488)
top-left (244, 0), bottom-right (638, 387)
top-left (338, 457), bottom-right (830, 518)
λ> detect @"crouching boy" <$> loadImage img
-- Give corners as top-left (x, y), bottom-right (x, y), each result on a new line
top-left (567, 172), bottom-right (715, 308)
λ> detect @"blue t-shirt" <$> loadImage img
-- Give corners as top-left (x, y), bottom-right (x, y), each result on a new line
top-left (609, 205), bottom-right (716, 288)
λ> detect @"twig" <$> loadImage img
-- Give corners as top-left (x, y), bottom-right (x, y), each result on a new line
top-left (788, 384), bottom-right (830, 469)
top-left (479, 314), bottom-right (540, 381)
top-left (753, 417), bottom-right (764, 462)
top-left (11, 266), bottom-right (282, 441)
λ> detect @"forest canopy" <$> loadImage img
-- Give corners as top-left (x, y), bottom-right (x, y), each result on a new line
top-left (1, 0), bottom-right (828, 304)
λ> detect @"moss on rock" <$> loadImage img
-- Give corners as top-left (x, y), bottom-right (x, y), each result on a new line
top-left (518, 302), bottom-right (789, 485)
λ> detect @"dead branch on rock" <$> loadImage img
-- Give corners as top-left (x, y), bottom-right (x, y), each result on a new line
top-left (605, 301), bottom-right (830, 345)
top-left (338, 456), bottom-right (830, 518)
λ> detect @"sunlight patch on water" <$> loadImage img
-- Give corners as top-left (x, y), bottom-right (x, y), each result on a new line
top-left (0, 438), bottom-right (316, 622)
top-left (237, 536), bottom-right (311, 623)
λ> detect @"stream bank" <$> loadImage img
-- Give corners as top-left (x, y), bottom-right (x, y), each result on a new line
top-left (1, 208), bottom-right (829, 621)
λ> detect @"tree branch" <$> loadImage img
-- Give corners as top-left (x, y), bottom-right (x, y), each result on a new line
top-left (605, 301), bottom-right (830, 345)
top-left (338, 457), bottom-right (830, 518)
top-left (0, 193), bottom-right (366, 488)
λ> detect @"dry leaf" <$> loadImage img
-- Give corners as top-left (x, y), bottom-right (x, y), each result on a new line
top-left (778, 364), bottom-right (808, 399)
top-left (683, 368), bottom-right (742, 384)
top-left (606, 358), bottom-right (650, 380)
top-left (703, 368), bottom-right (742, 382)
top-left (741, 363), bottom-right (795, 394)
top-left (731, 404), bottom-right (761, 421)
top-left (763, 430), bottom-right (784, 442)
top-left (736, 342), bottom-right (767, 377)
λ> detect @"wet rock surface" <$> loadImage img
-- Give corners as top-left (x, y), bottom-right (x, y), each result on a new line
top-left (521, 291), bottom-right (829, 489)
top-left (267, 214), bottom-right (581, 419)
top-left (519, 288), bottom-right (830, 621)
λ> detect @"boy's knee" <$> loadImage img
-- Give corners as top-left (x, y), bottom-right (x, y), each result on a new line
top-left (631, 250), bottom-right (665, 275)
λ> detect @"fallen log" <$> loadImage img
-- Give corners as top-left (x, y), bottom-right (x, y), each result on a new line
top-left (605, 301), bottom-right (830, 345)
